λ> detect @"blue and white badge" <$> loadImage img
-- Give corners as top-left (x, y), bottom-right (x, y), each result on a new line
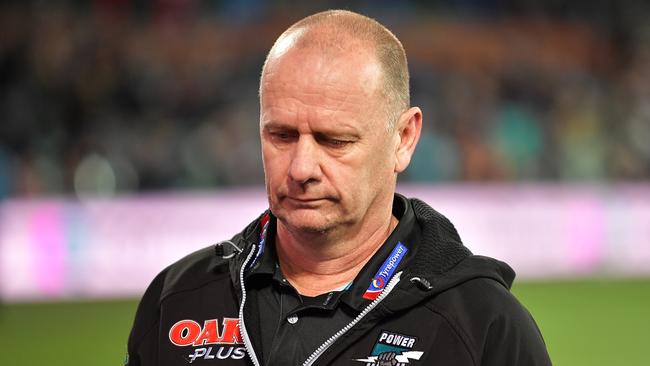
top-left (363, 241), bottom-right (408, 300)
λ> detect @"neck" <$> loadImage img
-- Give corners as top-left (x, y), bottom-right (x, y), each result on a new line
top-left (275, 212), bottom-right (398, 297)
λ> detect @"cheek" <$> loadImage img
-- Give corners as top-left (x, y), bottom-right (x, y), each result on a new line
top-left (262, 144), bottom-right (286, 172)
top-left (358, 141), bottom-right (396, 188)
top-left (362, 139), bottom-right (394, 172)
top-left (262, 152), bottom-right (286, 189)
top-left (328, 149), bottom-right (387, 197)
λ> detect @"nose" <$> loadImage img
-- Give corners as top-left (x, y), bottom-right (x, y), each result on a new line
top-left (288, 136), bottom-right (322, 184)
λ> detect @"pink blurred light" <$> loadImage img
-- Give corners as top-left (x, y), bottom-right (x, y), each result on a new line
top-left (566, 197), bottom-right (605, 272)
top-left (30, 204), bottom-right (66, 296)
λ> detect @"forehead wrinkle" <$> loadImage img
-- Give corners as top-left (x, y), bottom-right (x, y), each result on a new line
top-left (263, 95), bottom-right (361, 130)
top-left (264, 76), bottom-right (367, 112)
top-left (262, 95), bottom-right (369, 138)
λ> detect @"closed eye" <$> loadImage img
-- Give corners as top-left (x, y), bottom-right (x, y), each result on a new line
top-left (314, 132), bottom-right (356, 148)
top-left (323, 138), bottom-right (352, 148)
top-left (267, 129), bottom-right (298, 143)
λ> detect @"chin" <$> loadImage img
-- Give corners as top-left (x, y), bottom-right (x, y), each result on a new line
top-left (275, 209), bottom-right (339, 234)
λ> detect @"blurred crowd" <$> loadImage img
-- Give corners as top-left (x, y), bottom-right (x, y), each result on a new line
top-left (1, 1), bottom-right (649, 198)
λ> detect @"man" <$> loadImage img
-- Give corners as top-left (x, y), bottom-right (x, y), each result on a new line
top-left (127, 10), bottom-right (551, 366)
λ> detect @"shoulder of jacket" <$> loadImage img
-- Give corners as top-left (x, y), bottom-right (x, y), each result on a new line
top-left (158, 212), bottom-right (267, 301)
top-left (431, 277), bottom-right (523, 315)
top-left (424, 277), bottom-right (541, 358)
top-left (423, 277), bottom-right (528, 330)
top-left (159, 244), bottom-right (231, 300)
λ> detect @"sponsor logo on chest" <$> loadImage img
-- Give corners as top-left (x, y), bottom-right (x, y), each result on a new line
top-left (169, 318), bottom-right (246, 363)
top-left (354, 330), bottom-right (424, 365)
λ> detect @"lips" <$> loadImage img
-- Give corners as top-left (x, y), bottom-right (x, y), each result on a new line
top-left (285, 197), bottom-right (328, 203)
top-left (282, 195), bottom-right (336, 206)
top-left (290, 196), bottom-right (323, 200)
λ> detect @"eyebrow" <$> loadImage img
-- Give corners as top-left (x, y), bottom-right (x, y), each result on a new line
top-left (263, 121), bottom-right (361, 138)
top-left (262, 121), bottom-right (295, 131)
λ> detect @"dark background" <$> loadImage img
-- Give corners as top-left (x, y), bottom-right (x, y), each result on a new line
top-left (2, 0), bottom-right (649, 199)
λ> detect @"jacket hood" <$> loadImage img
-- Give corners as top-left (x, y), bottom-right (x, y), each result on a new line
top-left (383, 197), bottom-right (515, 312)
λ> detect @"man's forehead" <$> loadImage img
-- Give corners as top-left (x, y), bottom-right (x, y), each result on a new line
top-left (260, 73), bottom-right (383, 134)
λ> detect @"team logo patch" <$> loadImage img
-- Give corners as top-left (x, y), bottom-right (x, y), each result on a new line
top-left (169, 318), bottom-right (247, 363)
top-left (363, 242), bottom-right (408, 300)
top-left (353, 330), bottom-right (423, 365)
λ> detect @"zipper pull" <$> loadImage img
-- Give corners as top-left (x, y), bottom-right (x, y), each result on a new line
top-left (410, 276), bottom-right (433, 290)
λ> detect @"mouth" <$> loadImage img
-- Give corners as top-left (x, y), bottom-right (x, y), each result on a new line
top-left (283, 196), bottom-right (332, 206)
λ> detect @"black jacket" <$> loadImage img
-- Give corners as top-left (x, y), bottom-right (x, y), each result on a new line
top-left (126, 197), bottom-right (552, 366)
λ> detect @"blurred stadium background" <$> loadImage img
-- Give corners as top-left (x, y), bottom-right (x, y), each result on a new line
top-left (1, 1), bottom-right (649, 365)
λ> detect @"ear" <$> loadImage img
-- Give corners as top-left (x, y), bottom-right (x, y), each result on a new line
top-left (394, 107), bottom-right (422, 173)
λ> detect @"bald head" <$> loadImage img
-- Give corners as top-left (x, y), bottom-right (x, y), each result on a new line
top-left (260, 10), bottom-right (410, 131)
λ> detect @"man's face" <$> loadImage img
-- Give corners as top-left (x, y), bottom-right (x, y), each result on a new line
top-left (259, 45), bottom-right (398, 235)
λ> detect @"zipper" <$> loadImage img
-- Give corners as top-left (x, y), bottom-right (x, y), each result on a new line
top-left (238, 244), bottom-right (262, 366)
top-left (301, 271), bottom-right (403, 366)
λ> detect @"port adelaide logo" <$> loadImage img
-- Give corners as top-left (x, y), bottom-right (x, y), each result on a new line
top-left (354, 330), bottom-right (424, 365)
top-left (168, 318), bottom-right (247, 363)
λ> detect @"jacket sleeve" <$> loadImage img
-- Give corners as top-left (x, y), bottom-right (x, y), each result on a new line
top-left (479, 290), bottom-right (552, 366)
top-left (125, 269), bottom-right (168, 366)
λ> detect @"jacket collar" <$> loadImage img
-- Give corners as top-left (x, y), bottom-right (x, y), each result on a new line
top-left (223, 194), bottom-right (514, 310)
top-left (226, 210), bottom-right (269, 297)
